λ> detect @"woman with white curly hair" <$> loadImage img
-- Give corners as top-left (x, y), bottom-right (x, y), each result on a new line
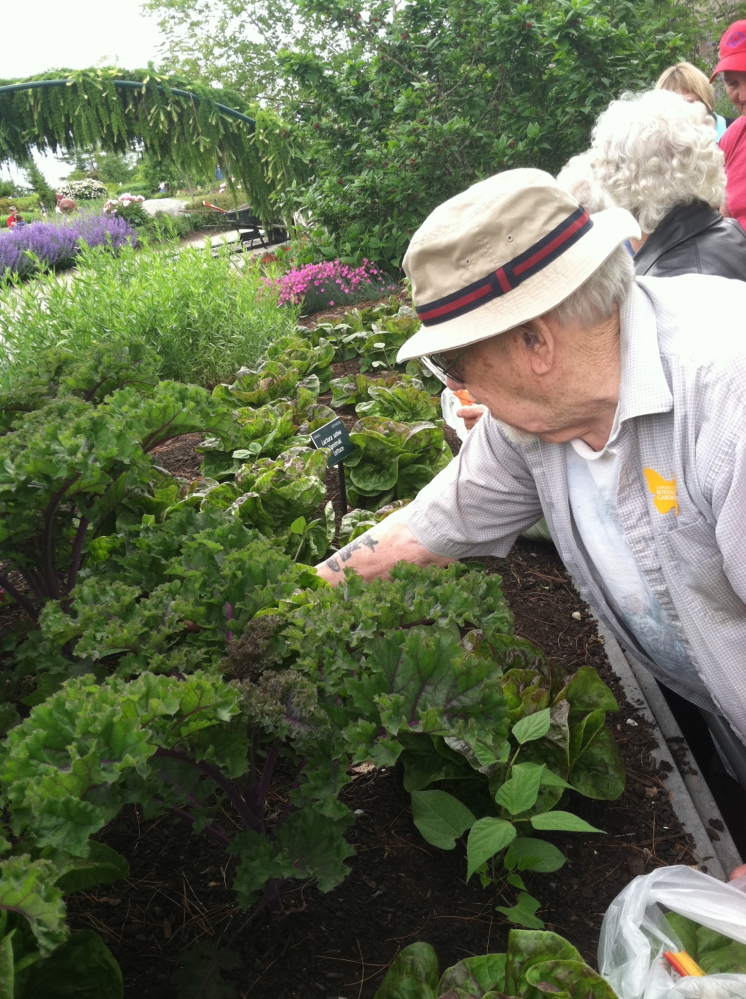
top-left (589, 89), bottom-right (746, 279)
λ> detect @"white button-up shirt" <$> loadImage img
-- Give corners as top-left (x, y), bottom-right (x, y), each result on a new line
top-left (404, 274), bottom-right (746, 744)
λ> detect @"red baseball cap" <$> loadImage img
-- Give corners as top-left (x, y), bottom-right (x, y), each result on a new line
top-left (710, 20), bottom-right (746, 80)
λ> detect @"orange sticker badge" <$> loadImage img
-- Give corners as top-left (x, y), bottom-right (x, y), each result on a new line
top-left (644, 468), bottom-right (679, 516)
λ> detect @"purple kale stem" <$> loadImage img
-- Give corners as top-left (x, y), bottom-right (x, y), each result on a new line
top-left (263, 878), bottom-right (283, 914)
top-left (153, 748), bottom-right (264, 832)
top-left (174, 808), bottom-right (230, 847)
top-left (41, 475), bottom-right (81, 599)
top-left (0, 574), bottom-right (38, 621)
top-left (274, 757), bottom-right (307, 829)
top-left (65, 516), bottom-right (90, 600)
top-left (255, 740), bottom-right (281, 813)
top-left (18, 568), bottom-right (44, 601)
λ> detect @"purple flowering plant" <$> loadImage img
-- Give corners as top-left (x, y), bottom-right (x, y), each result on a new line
top-left (266, 258), bottom-right (396, 313)
top-left (0, 214), bottom-right (136, 280)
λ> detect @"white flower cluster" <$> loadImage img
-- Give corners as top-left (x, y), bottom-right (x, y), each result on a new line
top-left (57, 179), bottom-right (109, 201)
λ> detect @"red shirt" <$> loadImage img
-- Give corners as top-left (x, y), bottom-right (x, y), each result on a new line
top-left (719, 116), bottom-right (746, 230)
top-left (6, 215), bottom-right (17, 228)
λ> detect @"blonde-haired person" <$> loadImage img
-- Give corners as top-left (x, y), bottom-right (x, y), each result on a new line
top-left (656, 61), bottom-right (731, 139)
top-left (590, 89), bottom-right (746, 279)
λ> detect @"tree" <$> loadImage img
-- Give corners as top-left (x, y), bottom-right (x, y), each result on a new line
top-left (271, 0), bottom-right (703, 268)
top-left (96, 152), bottom-right (138, 185)
top-left (142, 0), bottom-right (349, 102)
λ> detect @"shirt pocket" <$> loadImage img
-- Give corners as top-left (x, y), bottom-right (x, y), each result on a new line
top-left (660, 517), bottom-right (746, 625)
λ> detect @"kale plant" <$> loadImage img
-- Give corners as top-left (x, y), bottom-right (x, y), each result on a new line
top-left (0, 340), bottom-right (234, 620)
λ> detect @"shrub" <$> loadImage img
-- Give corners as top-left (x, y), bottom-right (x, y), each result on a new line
top-left (57, 178), bottom-right (109, 200)
top-left (267, 258), bottom-right (396, 312)
top-left (279, 0), bottom-right (699, 267)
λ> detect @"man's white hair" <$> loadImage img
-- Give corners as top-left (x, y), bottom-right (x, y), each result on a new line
top-left (589, 89), bottom-right (725, 235)
top-left (549, 244), bottom-right (635, 328)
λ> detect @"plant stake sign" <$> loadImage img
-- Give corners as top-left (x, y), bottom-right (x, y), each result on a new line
top-left (310, 416), bottom-right (354, 511)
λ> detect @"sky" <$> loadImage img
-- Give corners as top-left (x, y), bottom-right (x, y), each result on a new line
top-left (1, 0), bottom-right (165, 187)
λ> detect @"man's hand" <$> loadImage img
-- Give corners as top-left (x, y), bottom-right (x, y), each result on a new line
top-left (456, 404), bottom-right (486, 432)
top-left (729, 863), bottom-right (746, 880)
top-left (316, 510), bottom-right (452, 585)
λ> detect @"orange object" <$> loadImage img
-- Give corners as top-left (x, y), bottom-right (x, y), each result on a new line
top-left (663, 951), bottom-right (706, 977)
top-left (453, 388), bottom-right (476, 405)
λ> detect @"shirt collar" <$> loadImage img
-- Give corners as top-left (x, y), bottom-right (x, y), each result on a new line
top-left (616, 280), bottom-right (673, 426)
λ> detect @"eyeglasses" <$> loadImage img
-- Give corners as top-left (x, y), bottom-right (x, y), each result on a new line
top-left (425, 346), bottom-right (470, 384)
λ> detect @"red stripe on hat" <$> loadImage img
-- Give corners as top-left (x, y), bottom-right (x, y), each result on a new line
top-left (417, 281), bottom-right (493, 321)
top-left (512, 213), bottom-right (588, 276)
top-left (495, 267), bottom-right (511, 292)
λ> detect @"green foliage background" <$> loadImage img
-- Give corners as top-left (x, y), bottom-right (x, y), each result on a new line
top-left (273, 0), bottom-right (703, 266)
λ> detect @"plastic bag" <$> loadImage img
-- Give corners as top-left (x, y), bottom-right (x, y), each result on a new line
top-left (440, 386), bottom-right (486, 442)
top-left (598, 865), bottom-right (746, 999)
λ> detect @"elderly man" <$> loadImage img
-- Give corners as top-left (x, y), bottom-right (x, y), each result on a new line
top-left (316, 168), bottom-right (746, 770)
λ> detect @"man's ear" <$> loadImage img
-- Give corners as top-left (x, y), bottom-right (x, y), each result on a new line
top-left (518, 319), bottom-right (554, 375)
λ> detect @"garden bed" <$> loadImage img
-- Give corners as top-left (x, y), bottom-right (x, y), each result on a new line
top-left (61, 400), bottom-right (698, 999)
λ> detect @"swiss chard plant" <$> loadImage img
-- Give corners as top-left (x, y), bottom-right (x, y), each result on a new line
top-left (338, 500), bottom-right (411, 546)
top-left (330, 370), bottom-right (441, 422)
top-left (0, 340), bottom-right (234, 620)
top-left (373, 930), bottom-right (618, 999)
top-left (262, 562), bottom-right (624, 915)
top-left (200, 380), bottom-right (336, 478)
top-left (344, 417), bottom-right (451, 508)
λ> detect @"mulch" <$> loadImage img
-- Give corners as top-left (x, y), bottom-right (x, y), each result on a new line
top-left (70, 363), bottom-right (699, 998)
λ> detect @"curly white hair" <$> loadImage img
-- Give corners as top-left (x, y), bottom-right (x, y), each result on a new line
top-left (589, 89), bottom-right (725, 235)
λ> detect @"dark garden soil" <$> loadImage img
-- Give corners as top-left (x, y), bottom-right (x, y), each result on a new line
top-left (63, 378), bottom-right (702, 999)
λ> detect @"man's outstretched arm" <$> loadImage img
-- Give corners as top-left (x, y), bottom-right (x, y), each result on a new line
top-left (315, 511), bottom-right (453, 585)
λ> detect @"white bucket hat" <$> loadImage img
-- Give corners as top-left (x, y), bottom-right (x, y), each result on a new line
top-left (397, 168), bottom-right (639, 363)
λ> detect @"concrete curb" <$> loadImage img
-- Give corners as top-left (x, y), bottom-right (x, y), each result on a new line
top-left (596, 621), bottom-right (742, 880)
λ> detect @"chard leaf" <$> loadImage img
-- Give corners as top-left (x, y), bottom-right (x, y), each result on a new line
top-left (438, 953), bottom-right (506, 997)
top-left (524, 958), bottom-right (618, 997)
top-left (562, 666), bottom-right (618, 715)
top-left (665, 912), bottom-right (746, 974)
top-left (568, 722), bottom-right (625, 801)
top-left (373, 942), bottom-right (439, 999)
top-left (504, 930), bottom-right (583, 994)
top-left (410, 790), bottom-right (475, 850)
